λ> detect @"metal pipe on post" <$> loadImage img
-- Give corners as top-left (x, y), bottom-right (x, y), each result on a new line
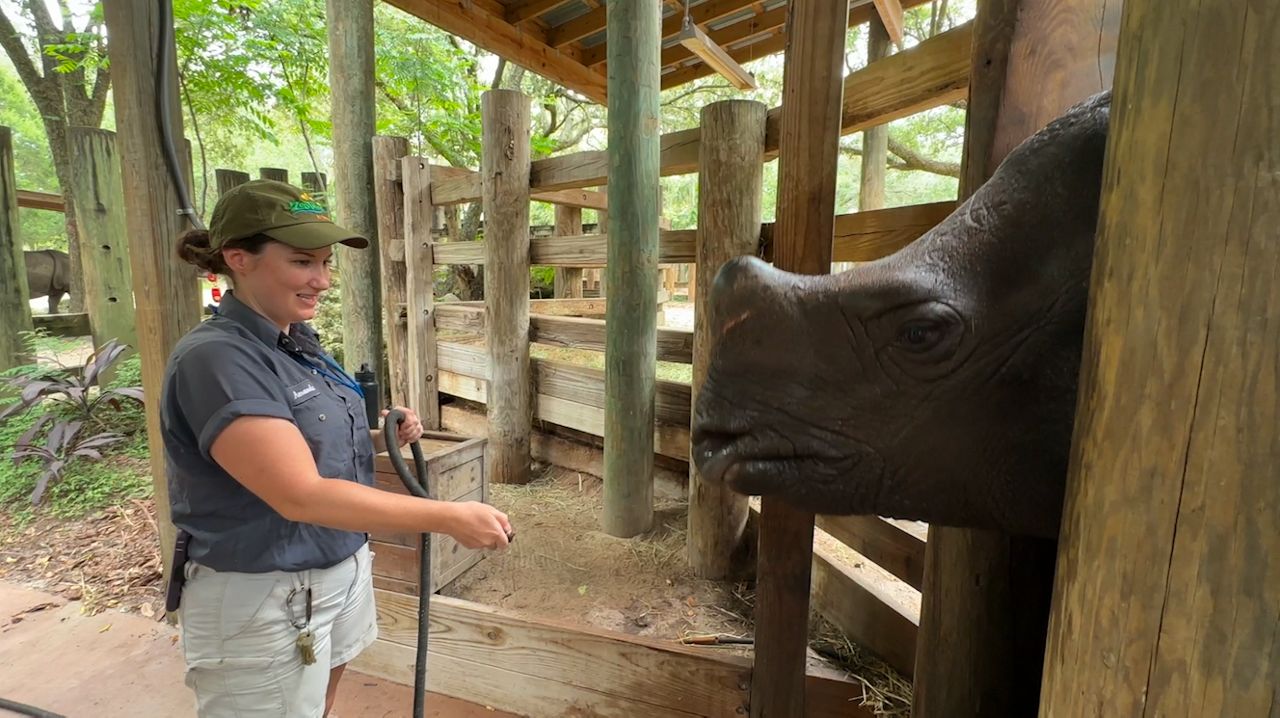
top-left (482, 89), bottom-right (533, 485)
top-left (752, 0), bottom-right (848, 713)
top-left (688, 99), bottom-right (767, 580)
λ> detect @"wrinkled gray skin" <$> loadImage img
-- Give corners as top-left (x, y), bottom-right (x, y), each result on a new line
top-left (691, 91), bottom-right (1111, 539)
top-left (24, 249), bottom-right (71, 313)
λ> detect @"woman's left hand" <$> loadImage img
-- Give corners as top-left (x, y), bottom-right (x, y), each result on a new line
top-left (381, 406), bottom-right (424, 447)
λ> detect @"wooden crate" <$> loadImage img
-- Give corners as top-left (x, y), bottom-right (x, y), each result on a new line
top-left (370, 433), bottom-right (487, 596)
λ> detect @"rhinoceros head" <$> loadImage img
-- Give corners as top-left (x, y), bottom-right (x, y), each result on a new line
top-left (691, 91), bottom-right (1112, 538)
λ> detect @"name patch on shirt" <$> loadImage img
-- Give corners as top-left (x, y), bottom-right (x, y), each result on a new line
top-left (292, 383), bottom-right (318, 401)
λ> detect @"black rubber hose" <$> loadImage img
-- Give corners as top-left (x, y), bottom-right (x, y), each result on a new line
top-left (154, 0), bottom-right (205, 231)
top-left (0, 697), bottom-right (66, 718)
top-left (383, 409), bottom-right (431, 718)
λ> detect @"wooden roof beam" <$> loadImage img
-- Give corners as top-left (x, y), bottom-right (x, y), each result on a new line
top-left (674, 22), bottom-right (758, 90)
top-left (17, 189), bottom-right (64, 212)
top-left (661, 4), bottom-right (786, 69)
top-left (506, 0), bottom-right (574, 26)
top-left (872, 0), bottom-right (905, 45)
top-left (569, 0), bottom-right (760, 57)
top-left (387, 0), bottom-right (607, 103)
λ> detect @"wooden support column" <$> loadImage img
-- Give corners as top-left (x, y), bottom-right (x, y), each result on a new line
top-left (481, 89), bottom-right (532, 485)
top-left (401, 156), bottom-right (440, 430)
top-left (101, 0), bottom-right (202, 594)
top-left (858, 17), bottom-right (891, 214)
top-left (67, 128), bottom-right (137, 355)
top-left (327, 0), bottom-right (382, 377)
top-left (0, 127), bottom-right (33, 371)
top-left (553, 205), bottom-right (583, 298)
top-left (301, 171), bottom-right (328, 206)
top-left (912, 1), bottom-right (1118, 715)
top-left (1041, 0), bottom-right (1279, 714)
top-left (373, 136), bottom-right (411, 410)
top-left (595, 203), bottom-right (608, 297)
top-left (602, 0), bottom-right (661, 537)
top-left (753, 1), bottom-right (847, 714)
top-left (215, 169), bottom-right (249, 195)
top-left (689, 100), bottom-right (766, 579)
top-left (259, 167), bottom-right (289, 183)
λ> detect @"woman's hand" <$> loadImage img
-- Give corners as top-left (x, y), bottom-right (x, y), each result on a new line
top-left (381, 406), bottom-right (424, 447)
top-left (444, 502), bottom-right (514, 550)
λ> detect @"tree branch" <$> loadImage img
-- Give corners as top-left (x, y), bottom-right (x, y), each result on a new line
top-left (0, 6), bottom-right (50, 110)
top-left (886, 136), bottom-right (960, 178)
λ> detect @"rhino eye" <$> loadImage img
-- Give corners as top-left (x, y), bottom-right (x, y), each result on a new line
top-left (897, 321), bottom-right (942, 351)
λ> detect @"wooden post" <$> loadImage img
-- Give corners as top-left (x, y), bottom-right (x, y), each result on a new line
top-left (603, 0), bottom-right (660, 537)
top-left (0, 127), bottom-right (33, 372)
top-left (596, 202), bottom-right (608, 297)
top-left (67, 128), bottom-right (137, 355)
top-left (401, 156), bottom-right (440, 430)
top-left (101, 0), bottom-right (202, 597)
top-left (373, 136), bottom-right (410, 411)
top-left (326, 0), bottom-right (382, 377)
top-left (258, 167), bottom-right (289, 183)
top-left (553, 205), bottom-right (583, 298)
top-left (753, 1), bottom-right (847, 714)
top-left (911, 1), bottom-right (1118, 715)
top-left (301, 171), bottom-right (328, 207)
top-left (858, 17), bottom-right (891, 213)
top-left (481, 89), bottom-right (532, 485)
top-left (1040, 1), bottom-right (1278, 714)
top-left (689, 100), bottom-right (766, 580)
top-left (215, 169), bottom-right (249, 196)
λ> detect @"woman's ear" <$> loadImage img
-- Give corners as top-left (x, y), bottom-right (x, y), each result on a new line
top-left (222, 248), bottom-right (252, 274)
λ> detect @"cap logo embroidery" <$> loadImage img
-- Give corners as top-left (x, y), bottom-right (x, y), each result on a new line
top-left (287, 198), bottom-right (328, 218)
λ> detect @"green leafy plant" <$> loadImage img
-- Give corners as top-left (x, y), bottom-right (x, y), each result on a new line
top-left (0, 339), bottom-right (144, 428)
top-left (11, 419), bottom-right (124, 505)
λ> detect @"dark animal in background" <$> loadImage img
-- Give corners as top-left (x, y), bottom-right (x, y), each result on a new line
top-left (692, 91), bottom-right (1112, 539)
top-left (24, 249), bottom-right (71, 314)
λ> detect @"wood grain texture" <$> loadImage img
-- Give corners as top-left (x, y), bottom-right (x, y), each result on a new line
top-left (602, 0), bottom-right (661, 538)
top-left (67, 129), bottom-right (137, 357)
top-left (811, 540), bottom-right (917, 679)
top-left (327, 0), bottom-right (383, 378)
top-left (857, 17), bottom-right (892, 215)
top-left (258, 167), bottom-right (288, 182)
top-left (0, 127), bottom-right (32, 370)
top-left (372, 136), bottom-right (411, 409)
top-left (481, 89), bottom-right (533, 485)
top-left (432, 229), bottom-right (697, 266)
top-left (751, 0), bottom-right (847, 713)
top-left (213, 169), bottom-right (249, 196)
top-left (1040, 1), bottom-right (1279, 714)
top-left (689, 100), bottom-right (767, 580)
top-left (551, 204), bottom-right (583, 298)
top-left (402, 156), bottom-right (441, 429)
top-left (14, 188), bottom-right (63, 212)
top-left (30, 312), bottom-right (89, 338)
top-left (434, 306), bottom-right (694, 363)
top-left (100, 0), bottom-right (202, 592)
top-left (815, 514), bottom-right (925, 591)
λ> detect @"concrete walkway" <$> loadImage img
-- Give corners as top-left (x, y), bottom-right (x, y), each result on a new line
top-left (0, 582), bottom-right (517, 717)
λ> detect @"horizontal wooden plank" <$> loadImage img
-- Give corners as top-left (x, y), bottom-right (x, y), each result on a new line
top-left (17, 189), bottom-right (64, 212)
top-left (355, 592), bottom-right (872, 717)
top-left (432, 230), bottom-right (697, 266)
top-left (430, 170), bottom-right (610, 208)
top-left (527, 23), bottom-right (972, 192)
top-left (434, 303), bottom-right (487, 333)
top-left (814, 514), bottom-right (926, 590)
top-left (532, 314), bottom-right (694, 364)
top-left (438, 370), bottom-right (690, 461)
top-left (759, 200), bottom-right (957, 264)
top-left (437, 342), bottom-right (691, 427)
top-left (370, 590), bottom-right (748, 716)
top-left (811, 540), bottom-right (919, 680)
top-left (31, 312), bottom-right (90, 337)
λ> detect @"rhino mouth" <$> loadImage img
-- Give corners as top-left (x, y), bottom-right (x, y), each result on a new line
top-left (692, 428), bottom-right (883, 514)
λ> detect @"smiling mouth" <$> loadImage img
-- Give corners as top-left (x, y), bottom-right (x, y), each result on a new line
top-left (297, 294), bottom-right (319, 306)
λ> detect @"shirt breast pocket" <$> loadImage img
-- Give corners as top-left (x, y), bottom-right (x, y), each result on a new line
top-left (287, 380), bottom-right (348, 477)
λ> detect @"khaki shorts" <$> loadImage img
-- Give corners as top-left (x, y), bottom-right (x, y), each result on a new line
top-left (178, 543), bottom-right (378, 717)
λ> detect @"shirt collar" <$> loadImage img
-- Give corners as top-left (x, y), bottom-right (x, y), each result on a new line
top-left (218, 290), bottom-right (291, 350)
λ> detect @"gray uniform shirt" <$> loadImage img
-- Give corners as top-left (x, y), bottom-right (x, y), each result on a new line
top-left (160, 291), bottom-right (373, 573)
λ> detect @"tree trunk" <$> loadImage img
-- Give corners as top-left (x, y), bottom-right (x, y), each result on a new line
top-left (39, 114), bottom-right (84, 314)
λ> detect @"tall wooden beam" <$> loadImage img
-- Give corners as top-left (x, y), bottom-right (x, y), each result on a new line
top-left (67, 128), bottom-right (137, 356)
top-left (602, 0), bottom-right (660, 538)
top-left (101, 0), bottom-right (202, 595)
top-left (552, 205), bottom-right (583, 298)
top-left (373, 136), bottom-right (411, 410)
top-left (871, 0), bottom-right (905, 45)
top-left (327, 0), bottom-right (383, 379)
top-left (689, 100), bottom-right (766, 579)
top-left (752, 1), bottom-right (847, 714)
top-left (0, 127), bottom-right (33, 372)
top-left (858, 17), bottom-right (891, 214)
top-left (911, 1), bottom-right (1118, 716)
top-left (481, 90), bottom-right (533, 485)
top-left (402, 156), bottom-right (440, 430)
top-left (1041, 0), bottom-right (1279, 714)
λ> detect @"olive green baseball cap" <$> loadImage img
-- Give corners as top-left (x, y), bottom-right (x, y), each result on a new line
top-left (209, 179), bottom-right (369, 250)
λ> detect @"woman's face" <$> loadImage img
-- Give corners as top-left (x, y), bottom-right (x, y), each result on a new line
top-left (224, 241), bottom-right (333, 329)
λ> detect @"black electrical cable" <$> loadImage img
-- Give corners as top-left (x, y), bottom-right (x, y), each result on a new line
top-left (155, 0), bottom-right (204, 231)
top-left (0, 696), bottom-right (66, 718)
